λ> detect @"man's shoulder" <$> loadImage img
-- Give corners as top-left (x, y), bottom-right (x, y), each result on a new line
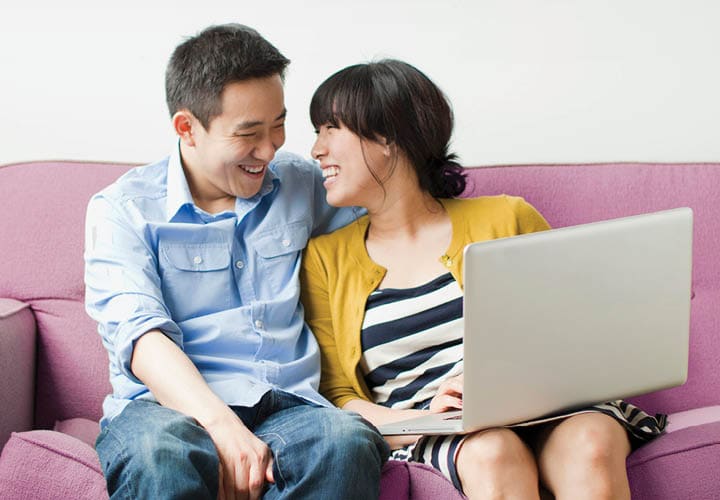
top-left (269, 151), bottom-right (317, 181)
top-left (95, 157), bottom-right (170, 202)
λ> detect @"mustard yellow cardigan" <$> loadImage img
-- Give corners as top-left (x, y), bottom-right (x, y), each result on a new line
top-left (300, 196), bottom-right (550, 408)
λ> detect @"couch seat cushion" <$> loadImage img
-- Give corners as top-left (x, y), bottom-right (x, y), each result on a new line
top-left (1, 423), bottom-right (462, 499)
top-left (627, 420), bottom-right (720, 499)
top-left (0, 430), bottom-right (107, 500)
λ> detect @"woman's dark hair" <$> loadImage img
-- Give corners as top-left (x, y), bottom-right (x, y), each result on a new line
top-left (166, 24), bottom-right (290, 129)
top-left (310, 59), bottom-right (466, 198)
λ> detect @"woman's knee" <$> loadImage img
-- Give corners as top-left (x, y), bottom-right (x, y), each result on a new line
top-left (458, 428), bottom-right (532, 470)
top-left (556, 415), bottom-right (630, 468)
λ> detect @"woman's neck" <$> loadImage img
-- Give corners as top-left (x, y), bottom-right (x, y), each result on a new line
top-left (366, 189), bottom-right (445, 242)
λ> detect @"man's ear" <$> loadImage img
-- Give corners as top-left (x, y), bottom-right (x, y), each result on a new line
top-left (172, 110), bottom-right (197, 147)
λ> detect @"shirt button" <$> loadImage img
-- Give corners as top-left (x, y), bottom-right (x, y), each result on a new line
top-left (281, 238), bottom-right (291, 247)
top-left (193, 256), bottom-right (203, 265)
top-left (235, 260), bottom-right (244, 269)
top-left (445, 259), bottom-right (453, 267)
top-left (254, 320), bottom-right (264, 329)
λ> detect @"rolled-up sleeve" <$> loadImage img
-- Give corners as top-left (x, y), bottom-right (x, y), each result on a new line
top-left (84, 194), bottom-right (182, 384)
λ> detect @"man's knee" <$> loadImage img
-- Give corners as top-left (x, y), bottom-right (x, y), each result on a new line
top-left (97, 401), bottom-right (219, 498)
top-left (316, 409), bottom-right (388, 461)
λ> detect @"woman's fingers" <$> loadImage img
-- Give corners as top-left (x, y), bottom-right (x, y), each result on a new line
top-left (438, 375), bottom-right (464, 398)
top-left (429, 394), bottom-right (463, 413)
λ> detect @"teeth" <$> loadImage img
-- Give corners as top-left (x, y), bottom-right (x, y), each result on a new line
top-left (322, 166), bottom-right (339, 178)
top-left (241, 165), bottom-right (264, 174)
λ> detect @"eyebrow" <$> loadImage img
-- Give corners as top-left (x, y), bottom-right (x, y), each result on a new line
top-left (233, 109), bottom-right (287, 132)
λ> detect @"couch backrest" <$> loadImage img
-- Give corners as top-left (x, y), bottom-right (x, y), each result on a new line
top-left (0, 161), bottom-right (133, 428)
top-left (463, 163), bottom-right (720, 414)
top-left (1, 161), bottom-right (717, 427)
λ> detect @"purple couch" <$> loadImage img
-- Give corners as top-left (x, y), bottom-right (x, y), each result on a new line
top-left (1, 160), bottom-right (719, 499)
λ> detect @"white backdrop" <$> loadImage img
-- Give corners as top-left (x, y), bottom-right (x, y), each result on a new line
top-left (1, 0), bottom-right (718, 166)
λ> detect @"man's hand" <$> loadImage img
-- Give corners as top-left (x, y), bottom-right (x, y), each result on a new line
top-left (429, 374), bottom-right (464, 413)
top-left (205, 410), bottom-right (275, 500)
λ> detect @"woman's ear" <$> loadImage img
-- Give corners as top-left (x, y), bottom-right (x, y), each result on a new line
top-left (172, 110), bottom-right (197, 147)
top-left (376, 134), bottom-right (393, 157)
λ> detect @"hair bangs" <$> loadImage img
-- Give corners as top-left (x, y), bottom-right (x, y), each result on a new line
top-left (310, 65), bottom-right (376, 138)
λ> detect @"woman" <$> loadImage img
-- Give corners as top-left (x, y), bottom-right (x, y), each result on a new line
top-left (300, 59), bottom-right (665, 499)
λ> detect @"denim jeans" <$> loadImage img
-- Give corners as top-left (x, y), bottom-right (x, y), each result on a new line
top-left (96, 390), bottom-right (389, 499)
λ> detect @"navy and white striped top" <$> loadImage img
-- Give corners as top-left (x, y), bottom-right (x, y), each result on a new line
top-left (360, 273), bottom-right (464, 409)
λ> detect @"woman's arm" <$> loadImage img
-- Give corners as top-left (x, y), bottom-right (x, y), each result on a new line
top-left (343, 374), bottom-right (465, 449)
top-left (300, 240), bottom-right (363, 406)
top-left (343, 399), bottom-right (425, 448)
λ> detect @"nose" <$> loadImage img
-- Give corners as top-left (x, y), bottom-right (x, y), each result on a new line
top-left (311, 134), bottom-right (326, 160)
top-left (255, 134), bottom-right (280, 163)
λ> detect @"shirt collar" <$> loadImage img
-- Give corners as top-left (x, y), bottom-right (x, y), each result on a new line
top-left (165, 140), bottom-right (195, 222)
top-left (165, 140), bottom-right (281, 222)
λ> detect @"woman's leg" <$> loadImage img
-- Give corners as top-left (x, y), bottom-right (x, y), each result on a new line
top-left (456, 427), bottom-right (540, 499)
top-left (532, 413), bottom-right (631, 500)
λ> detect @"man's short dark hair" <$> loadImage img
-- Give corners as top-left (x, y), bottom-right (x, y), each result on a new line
top-left (165, 24), bottom-right (290, 129)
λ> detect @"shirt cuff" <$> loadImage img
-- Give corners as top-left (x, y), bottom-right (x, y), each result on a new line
top-left (114, 317), bottom-right (183, 385)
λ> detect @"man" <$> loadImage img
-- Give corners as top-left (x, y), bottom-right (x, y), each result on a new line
top-left (85, 24), bottom-right (388, 500)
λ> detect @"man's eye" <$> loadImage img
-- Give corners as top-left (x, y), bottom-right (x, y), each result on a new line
top-left (236, 133), bottom-right (256, 138)
top-left (273, 122), bottom-right (285, 129)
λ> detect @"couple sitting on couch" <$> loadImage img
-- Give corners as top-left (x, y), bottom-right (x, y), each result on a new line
top-left (84, 23), bottom-right (664, 500)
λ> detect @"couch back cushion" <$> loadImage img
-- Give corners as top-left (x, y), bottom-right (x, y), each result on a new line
top-left (2, 161), bottom-right (718, 426)
top-left (463, 163), bottom-right (720, 414)
top-left (0, 162), bottom-right (133, 428)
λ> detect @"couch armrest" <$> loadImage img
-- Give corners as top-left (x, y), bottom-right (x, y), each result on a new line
top-left (0, 299), bottom-right (36, 448)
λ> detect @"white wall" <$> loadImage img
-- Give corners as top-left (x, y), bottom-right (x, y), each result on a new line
top-left (2, 0), bottom-right (718, 166)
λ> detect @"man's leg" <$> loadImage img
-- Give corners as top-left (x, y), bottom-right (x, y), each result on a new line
top-left (95, 400), bottom-right (220, 500)
top-left (252, 392), bottom-right (389, 499)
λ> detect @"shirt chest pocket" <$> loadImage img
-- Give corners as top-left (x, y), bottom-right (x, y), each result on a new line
top-left (161, 243), bottom-right (231, 272)
top-left (159, 242), bottom-right (232, 321)
top-left (249, 222), bottom-right (309, 296)
top-left (252, 222), bottom-right (309, 258)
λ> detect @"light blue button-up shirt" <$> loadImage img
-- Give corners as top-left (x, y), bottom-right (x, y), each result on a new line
top-left (84, 143), bottom-right (358, 426)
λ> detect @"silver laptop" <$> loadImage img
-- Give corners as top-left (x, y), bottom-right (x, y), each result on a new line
top-left (378, 207), bottom-right (692, 435)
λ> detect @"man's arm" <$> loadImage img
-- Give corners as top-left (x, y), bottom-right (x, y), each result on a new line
top-left (85, 194), bottom-right (272, 500)
top-left (131, 330), bottom-right (273, 500)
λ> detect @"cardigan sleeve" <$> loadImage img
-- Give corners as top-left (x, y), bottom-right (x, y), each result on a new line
top-left (300, 240), bottom-right (364, 408)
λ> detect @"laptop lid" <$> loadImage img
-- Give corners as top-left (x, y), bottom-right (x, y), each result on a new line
top-left (459, 207), bottom-right (693, 432)
top-left (377, 207), bottom-right (692, 435)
